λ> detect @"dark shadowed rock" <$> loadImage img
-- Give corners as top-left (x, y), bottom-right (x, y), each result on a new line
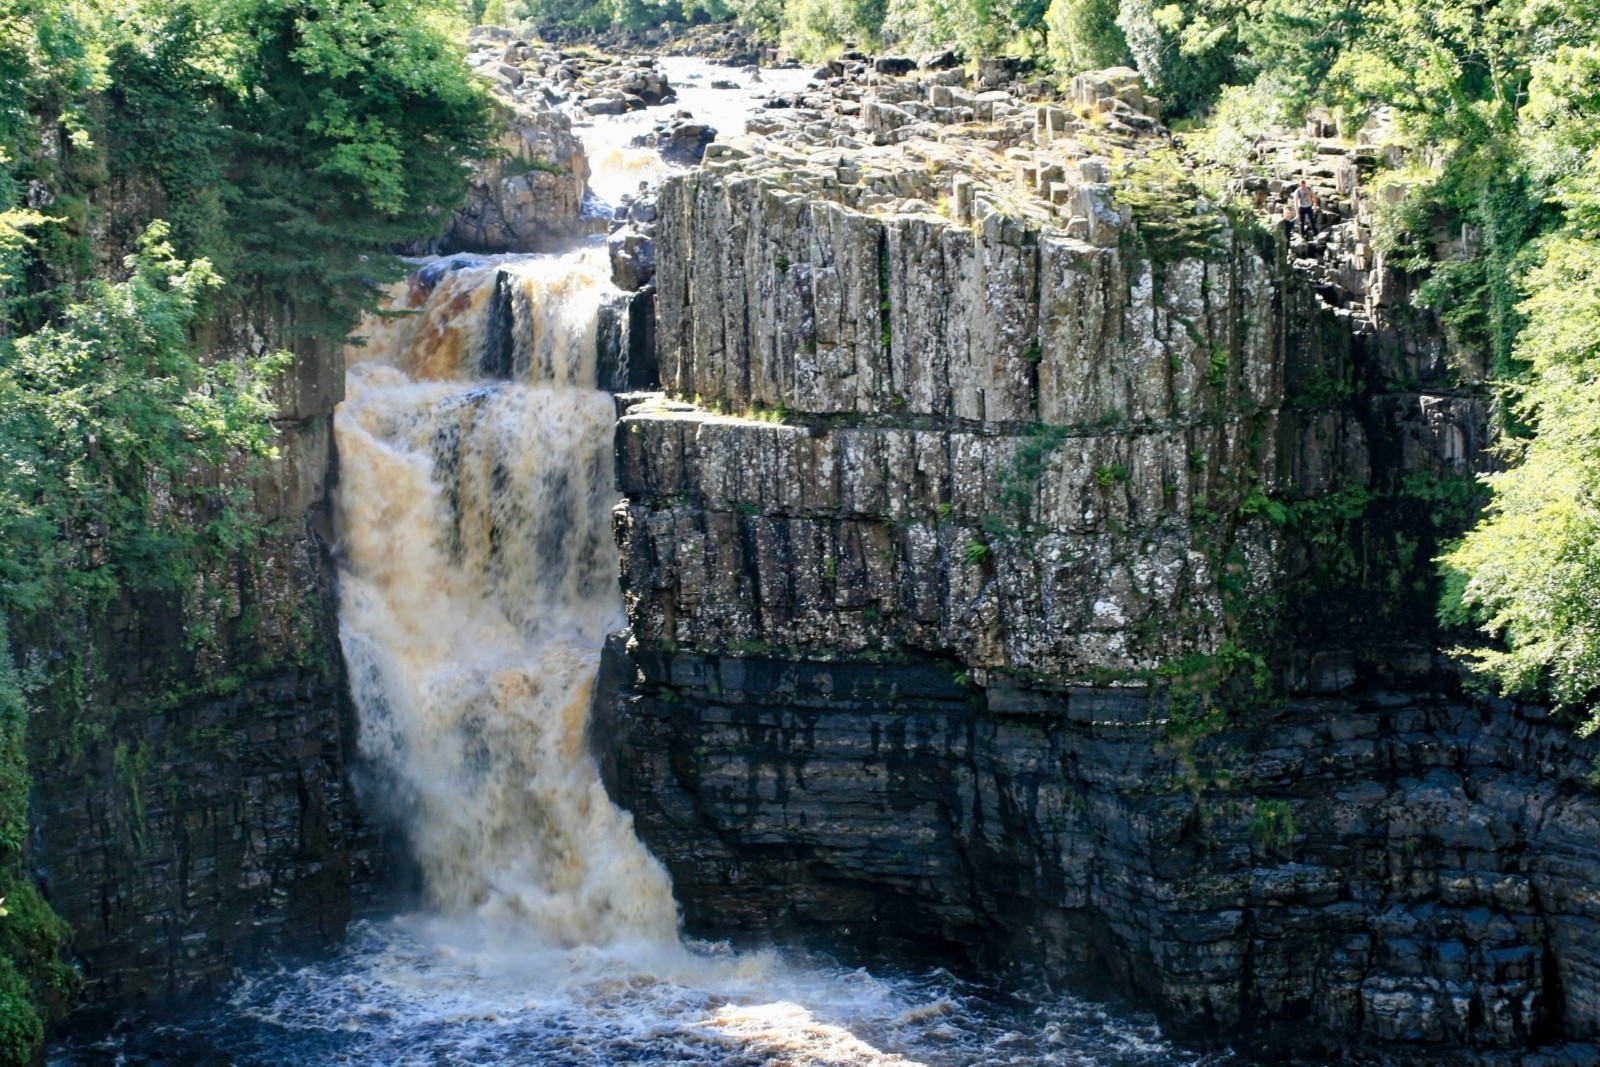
top-left (608, 226), bottom-right (656, 290)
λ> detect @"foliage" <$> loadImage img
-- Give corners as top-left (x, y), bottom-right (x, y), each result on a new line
top-left (1114, 0), bottom-right (1241, 116)
top-left (1113, 148), bottom-right (1223, 263)
top-left (1250, 798), bottom-right (1296, 850)
top-left (884, 0), bottom-right (986, 57)
top-left (0, 2), bottom-right (494, 1058)
top-left (885, 0), bottom-right (1047, 58)
top-left (1044, 0), bottom-right (1129, 74)
top-left (0, 223), bottom-right (284, 1059)
top-left (1441, 236), bottom-right (1600, 721)
top-left (782, 0), bottom-right (885, 59)
top-left (143, 0), bottom-right (492, 335)
top-left (0, 223), bottom-right (283, 618)
top-left (981, 422), bottom-right (1070, 543)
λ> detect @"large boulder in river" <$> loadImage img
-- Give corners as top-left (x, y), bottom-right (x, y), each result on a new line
top-left (646, 113), bottom-right (717, 165)
top-left (440, 101), bottom-right (600, 253)
top-left (607, 226), bottom-right (655, 290)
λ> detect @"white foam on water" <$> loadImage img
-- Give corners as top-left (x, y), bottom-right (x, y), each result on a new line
top-left (576, 57), bottom-right (813, 206)
top-left (200, 918), bottom-right (1226, 1067)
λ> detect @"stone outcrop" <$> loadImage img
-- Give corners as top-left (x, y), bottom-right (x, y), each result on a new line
top-left (439, 101), bottom-right (596, 253)
top-left (432, 31), bottom-right (690, 253)
top-left (599, 58), bottom-right (1590, 1063)
top-left (468, 28), bottom-right (675, 113)
top-left (646, 112), bottom-right (718, 166)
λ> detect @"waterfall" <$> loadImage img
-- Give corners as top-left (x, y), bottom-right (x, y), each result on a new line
top-left (333, 250), bottom-right (677, 945)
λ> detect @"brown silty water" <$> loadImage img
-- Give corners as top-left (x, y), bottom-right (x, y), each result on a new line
top-left (337, 251), bottom-right (679, 943)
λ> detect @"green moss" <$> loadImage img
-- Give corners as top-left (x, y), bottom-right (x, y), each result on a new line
top-left (1250, 799), bottom-right (1297, 851)
top-left (499, 155), bottom-right (564, 178)
top-left (0, 628), bottom-right (75, 1062)
top-left (1093, 463), bottom-right (1128, 488)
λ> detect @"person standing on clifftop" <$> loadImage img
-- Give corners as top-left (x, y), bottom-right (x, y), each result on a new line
top-left (1294, 178), bottom-right (1320, 240)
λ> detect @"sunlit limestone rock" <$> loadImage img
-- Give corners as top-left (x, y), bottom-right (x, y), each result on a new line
top-left (442, 102), bottom-right (596, 253)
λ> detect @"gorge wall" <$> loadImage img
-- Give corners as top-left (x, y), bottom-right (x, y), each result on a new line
top-left (25, 31), bottom-right (1600, 1065)
top-left (598, 60), bottom-right (1600, 1063)
top-left (25, 298), bottom-right (375, 1003)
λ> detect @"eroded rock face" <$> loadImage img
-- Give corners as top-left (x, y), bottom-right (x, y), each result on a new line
top-left (599, 649), bottom-right (1600, 1064)
top-left (614, 399), bottom-right (1269, 675)
top-left (29, 299), bottom-right (377, 1002)
top-left (443, 104), bottom-right (595, 253)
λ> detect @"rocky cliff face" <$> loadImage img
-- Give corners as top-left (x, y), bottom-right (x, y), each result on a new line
top-left (600, 648), bottom-right (1600, 1063)
top-left (420, 26), bottom-right (617, 254)
top-left (627, 60), bottom-right (1478, 682)
top-left (27, 300), bottom-right (375, 1002)
top-left (601, 58), bottom-right (1599, 1062)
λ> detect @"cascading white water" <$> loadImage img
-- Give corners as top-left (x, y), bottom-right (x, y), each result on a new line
top-left (335, 251), bottom-right (678, 945)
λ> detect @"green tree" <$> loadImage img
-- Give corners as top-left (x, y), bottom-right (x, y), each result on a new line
top-left (1115, 0), bottom-right (1241, 114)
top-left (782, 0), bottom-right (886, 58)
top-left (1441, 237), bottom-right (1600, 719)
top-left (1439, 36), bottom-right (1600, 723)
top-left (1045, 0), bottom-right (1130, 73)
top-left (210, 0), bottom-right (494, 333)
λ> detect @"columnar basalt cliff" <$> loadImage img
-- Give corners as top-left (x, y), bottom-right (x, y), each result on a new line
top-left (600, 59), bottom-right (1600, 1063)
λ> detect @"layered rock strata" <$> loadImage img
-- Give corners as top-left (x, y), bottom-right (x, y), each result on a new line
top-left (600, 650), bottom-right (1600, 1063)
top-left (634, 59), bottom-right (1482, 679)
top-left (600, 58), bottom-right (1588, 1062)
top-left (28, 302), bottom-right (371, 1001)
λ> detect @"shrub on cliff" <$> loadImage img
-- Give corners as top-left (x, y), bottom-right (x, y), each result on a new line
top-left (0, 221), bottom-right (285, 1066)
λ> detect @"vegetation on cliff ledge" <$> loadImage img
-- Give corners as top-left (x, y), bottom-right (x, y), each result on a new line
top-left (0, 0), bottom-right (491, 1058)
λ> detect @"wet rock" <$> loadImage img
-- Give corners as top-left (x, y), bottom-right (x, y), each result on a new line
top-left (601, 655), bottom-right (1600, 1062)
top-left (647, 115), bottom-right (717, 165)
top-left (608, 226), bottom-right (656, 290)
